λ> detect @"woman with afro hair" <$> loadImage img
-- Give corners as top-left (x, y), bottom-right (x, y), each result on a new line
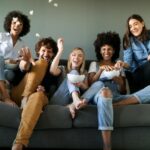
top-left (80, 31), bottom-right (150, 150)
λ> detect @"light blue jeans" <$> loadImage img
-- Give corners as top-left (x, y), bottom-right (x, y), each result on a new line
top-left (50, 79), bottom-right (72, 105)
top-left (82, 80), bottom-right (150, 131)
top-left (0, 56), bottom-right (15, 82)
top-left (81, 81), bottom-right (104, 102)
top-left (50, 70), bottom-right (84, 105)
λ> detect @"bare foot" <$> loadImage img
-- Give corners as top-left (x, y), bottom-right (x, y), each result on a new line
top-left (73, 97), bottom-right (87, 110)
top-left (76, 99), bottom-right (88, 109)
top-left (3, 98), bottom-right (18, 107)
top-left (12, 143), bottom-right (24, 150)
top-left (66, 103), bottom-right (76, 119)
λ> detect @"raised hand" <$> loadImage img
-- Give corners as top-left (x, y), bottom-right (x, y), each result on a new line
top-left (57, 38), bottom-right (64, 53)
top-left (19, 47), bottom-right (35, 66)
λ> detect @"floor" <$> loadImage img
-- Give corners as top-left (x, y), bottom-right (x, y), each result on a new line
top-left (2, 148), bottom-right (124, 150)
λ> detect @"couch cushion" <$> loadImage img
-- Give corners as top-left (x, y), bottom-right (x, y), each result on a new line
top-left (35, 105), bottom-right (72, 129)
top-left (0, 103), bottom-right (72, 129)
top-left (0, 102), bottom-right (21, 128)
top-left (73, 104), bottom-right (150, 128)
top-left (73, 105), bottom-right (98, 128)
top-left (113, 104), bottom-right (150, 127)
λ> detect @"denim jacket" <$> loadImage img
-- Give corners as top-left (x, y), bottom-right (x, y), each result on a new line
top-left (123, 36), bottom-right (150, 72)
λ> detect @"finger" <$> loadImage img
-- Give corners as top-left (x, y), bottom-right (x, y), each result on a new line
top-left (105, 65), bottom-right (112, 71)
top-left (18, 48), bottom-right (24, 56)
top-left (16, 56), bottom-right (23, 61)
top-left (22, 48), bottom-right (27, 55)
top-left (30, 58), bottom-right (36, 66)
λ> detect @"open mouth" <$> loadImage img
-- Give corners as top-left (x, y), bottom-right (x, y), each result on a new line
top-left (43, 57), bottom-right (50, 62)
top-left (13, 28), bottom-right (20, 33)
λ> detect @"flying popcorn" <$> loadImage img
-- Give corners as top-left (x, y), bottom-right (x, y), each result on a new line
top-left (29, 10), bottom-right (34, 15)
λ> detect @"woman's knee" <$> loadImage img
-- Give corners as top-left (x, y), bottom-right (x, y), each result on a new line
top-left (100, 87), bottom-right (112, 99)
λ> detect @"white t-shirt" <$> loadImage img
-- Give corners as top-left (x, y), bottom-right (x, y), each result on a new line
top-left (88, 61), bottom-right (125, 80)
top-left (0, 32), bottom-right (26, 59)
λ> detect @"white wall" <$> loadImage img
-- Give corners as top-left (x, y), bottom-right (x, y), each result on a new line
top-left (0, 0), bottom-right (150, 59)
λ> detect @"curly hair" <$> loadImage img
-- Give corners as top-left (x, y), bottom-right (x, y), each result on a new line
top-left (94, 31), bottom-right (120, 62)
top-left (3, 10), bottom-right (30, 37)
top-left (35, 37), bottom-right (58, 57)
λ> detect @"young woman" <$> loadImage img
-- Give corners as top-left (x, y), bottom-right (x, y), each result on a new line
top-left (50, 47), bottom-right (88, 118)
top-left (79, 31), bottom-right (150, 150)
top-left (0, 10), bottom-right (30, 106)
top-left (123, 14), bottom-right (150, 92)
top-left (11, 37), bottom-right (64, 150)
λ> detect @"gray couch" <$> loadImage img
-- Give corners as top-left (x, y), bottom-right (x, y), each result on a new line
top-left (0, 60), bottom-right (150, 150)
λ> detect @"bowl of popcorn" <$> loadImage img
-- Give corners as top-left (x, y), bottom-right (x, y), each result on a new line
top-left (67, 74), bottom-right (85, 84)
top-left (103, 70), bottom-right (120, 79)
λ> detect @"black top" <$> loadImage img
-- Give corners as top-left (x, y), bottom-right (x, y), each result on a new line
top-left (11, 62), bottom-right (61, 95)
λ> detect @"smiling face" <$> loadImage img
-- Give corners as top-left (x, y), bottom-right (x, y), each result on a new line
top-left (100, 44), bottom-right (114, 61)
top-left (69, 49), bottom-right (84, 70)
top-left (10, 17), bottom-right (23, 37)
top-left (38, 46), bottom-right (54, 63)
top-left (129, 18), bottom-right (144, 37)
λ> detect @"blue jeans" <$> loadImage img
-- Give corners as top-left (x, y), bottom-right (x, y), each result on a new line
top-left (49, 79), bottom-right (72, 105)
top-left (0, 56), bottom-right (15, 81)
top-left (0, 56), bottom-right (5, 81)
top-left (49, 69), bottom-right (86, 105)
top-left (82, 80), bottom-right (150, 131)
top-left (133, 85), bottom-right (150, 104)
top-left (81, 81), bottom-right (104, 102)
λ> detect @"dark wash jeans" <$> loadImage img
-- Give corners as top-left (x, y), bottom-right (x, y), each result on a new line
top-left (126, 61), bottom-right (150, 93)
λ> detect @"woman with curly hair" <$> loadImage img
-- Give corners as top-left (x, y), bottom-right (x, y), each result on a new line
top-left (0, 10), bottom-right (30, 106)
top-left (80, 31), bottom-right (150, 150)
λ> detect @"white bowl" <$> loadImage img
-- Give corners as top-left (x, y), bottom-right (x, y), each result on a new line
top-left (67, 74), bottom-right (85, 83)
top-left (102, 70), bottom-right (120, 79)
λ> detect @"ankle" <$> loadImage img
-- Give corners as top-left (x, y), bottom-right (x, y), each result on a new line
top-left (103, 144), bottom-right (111, 150)
top-left (12, 143), bottom-right (24, 150)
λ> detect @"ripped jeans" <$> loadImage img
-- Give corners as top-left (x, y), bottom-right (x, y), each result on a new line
top-left (82, 80), bottom-right (150, 131)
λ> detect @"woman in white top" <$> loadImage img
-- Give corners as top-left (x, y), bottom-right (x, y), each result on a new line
top-left (0, 10), bottom-right (30, 106)
top-left (80, 31), bottom-right (150, 150)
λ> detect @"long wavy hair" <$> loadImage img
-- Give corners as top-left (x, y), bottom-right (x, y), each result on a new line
top-left (123, 14), bottom-right (150, 49)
